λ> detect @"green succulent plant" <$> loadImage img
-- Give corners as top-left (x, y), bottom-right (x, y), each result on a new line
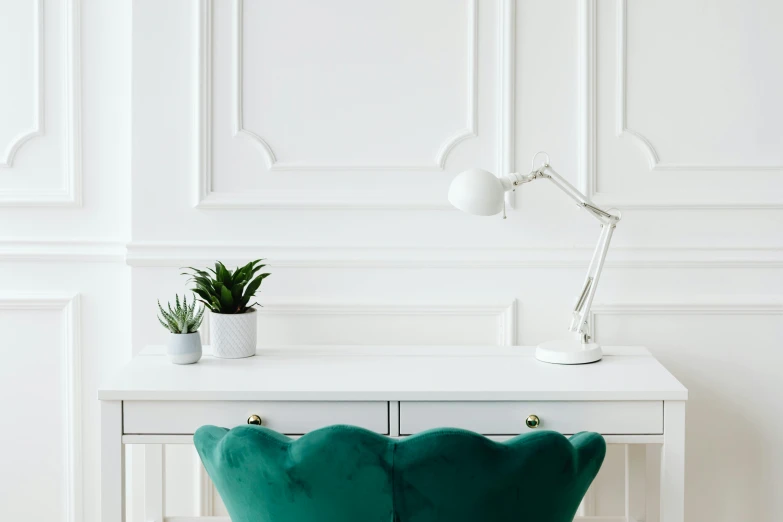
top-left (157, 294), bottom-right (205, 334)
top-left (182, 259), bottom-right (270, 314)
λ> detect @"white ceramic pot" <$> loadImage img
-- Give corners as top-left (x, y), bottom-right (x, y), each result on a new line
top-left (210, 309), bottom-right (257, 359)
top-left (167, 331), bottom-right (202, 365)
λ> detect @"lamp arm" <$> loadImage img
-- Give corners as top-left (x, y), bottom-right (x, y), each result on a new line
top-left (511, 163), bottom-right (620, 343)
top-left (569, 220), bottom-right (616, 342)
top-left (537, 165), bottom-right (616, 224)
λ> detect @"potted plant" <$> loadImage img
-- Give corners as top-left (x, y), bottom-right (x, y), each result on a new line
top-left (157, 294), bottom-right (205, 364)
top-left (183, 260), bottom-right (270, 359)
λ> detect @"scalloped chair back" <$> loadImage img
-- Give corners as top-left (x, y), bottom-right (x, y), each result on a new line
top-left (195, 424), bottom-right (605, 522)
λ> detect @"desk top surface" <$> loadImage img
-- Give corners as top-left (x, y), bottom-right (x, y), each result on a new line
top-left (99, 345), bottom-right (687, 401)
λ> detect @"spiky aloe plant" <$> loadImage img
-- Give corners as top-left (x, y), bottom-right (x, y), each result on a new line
top-left (182, 259), bottom-right (270, 314)
top-left (157, 294), bottom-right (205, 334)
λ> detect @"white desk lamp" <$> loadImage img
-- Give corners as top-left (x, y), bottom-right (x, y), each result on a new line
top-left (448, 152), bottom-right (621, 364)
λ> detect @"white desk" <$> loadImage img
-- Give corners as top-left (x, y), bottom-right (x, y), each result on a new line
top-left (99, 345), bottom-right (687, 522)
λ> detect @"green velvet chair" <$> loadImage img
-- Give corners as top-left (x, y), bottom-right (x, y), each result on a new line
top-left (195, 424), bottom-right (605, 522)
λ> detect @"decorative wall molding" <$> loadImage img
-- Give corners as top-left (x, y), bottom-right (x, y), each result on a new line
top-left (12, 240), bottom-right (781, 268)
top-left (126, 242), bottom-right (783, 269)
top-left (0, 0), bottom-right (81, 206)
top-left (615, 0), bottom-right (781, 173)
top-left (589, 298), bottom-right (783, 344)
top-left (0, 239), bottom-right (126, 262)
top-left (199, 299), bottom-right (517, 346)
top-left (0, 294), bottom-right (82, 522)
top-left (579, 0), bottom-right (783, 208)
top-left (577, 0), bottom-right (597, 204)
top-left (613, 0), bottom-right (657, 171)
top-left (231, 0), bottom-right (477, 172)
top-left (195, 188), bottom-right (457, 210)
top-left (0, 0), bottom-right (44, 168)
top-left (592, 299), bottom-right (783, 317)
top-left (195, 0), bottom-right (496, 209)
top-left (64, 0), bottom-right (82, 207)
top-left (275, 299), bottom-right (516, 346)
top-left (196, 0), bottom-right (213, 209)
top-left (497, 0), bottom-right (516, 210)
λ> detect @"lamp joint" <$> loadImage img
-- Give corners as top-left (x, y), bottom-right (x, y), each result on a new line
top-left (508, 171), bottom-right (536, 187)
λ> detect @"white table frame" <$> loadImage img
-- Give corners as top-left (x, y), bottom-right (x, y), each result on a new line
top-left (100, 346), bottom-right (686, 522)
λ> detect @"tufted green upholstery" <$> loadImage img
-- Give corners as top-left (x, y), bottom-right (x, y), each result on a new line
top-left (195, 424), bottom-right (605, 522)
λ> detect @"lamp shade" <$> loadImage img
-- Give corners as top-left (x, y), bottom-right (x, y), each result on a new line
top-left (448, 168), bottom-right (506, 216)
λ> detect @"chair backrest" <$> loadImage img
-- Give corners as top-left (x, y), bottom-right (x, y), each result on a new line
top-left (195, 425), bottom-right (605, 522)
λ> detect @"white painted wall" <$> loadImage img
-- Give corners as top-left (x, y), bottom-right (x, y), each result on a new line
top-left (1, 0), bottom-right (781, 521)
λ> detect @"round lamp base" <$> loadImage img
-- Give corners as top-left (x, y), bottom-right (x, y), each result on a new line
top-left (536, 339), bottom-right (603, 365)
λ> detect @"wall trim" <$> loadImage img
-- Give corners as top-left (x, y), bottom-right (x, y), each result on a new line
top-left (577, 0), bottom-right (597, 204)
top-left (274, 300), bottom-right (517, 346)
top-left (0, 0), bottom-right (81, 206)
top-left (498, 0), bottom-right (516, 210)
top-left (195, 0), bottom-right (499, 209)
top-left (0, 239), bottom-right (126, 262)
top-left (590, 299), bottom-right (783, 343)
top-left (0, 294), bottom-right (82, 522)
top-left (194, 190), bottom-right (458, 210)
top-left (579, 0), bottom-right (783, 209)
top-left (10, 241), bottom-right (779, 268)
top-left (125, 242), bottom-right (783, 269)
top-left (198, 299), bottom-right (517, 346)
top-left (593, 300), bottom-right (783, 317)
top-left (196, 0), bottom-right (213, 209)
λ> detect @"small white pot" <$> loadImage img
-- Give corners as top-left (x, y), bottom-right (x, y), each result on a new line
top-left (210, 309), bottom-right (257, 359)
top-left (167, 331), bottom-right (202, 365)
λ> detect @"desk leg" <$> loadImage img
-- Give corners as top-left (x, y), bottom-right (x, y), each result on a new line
top-left (102, 400), bottom-right (125, 522)
top-left (145, 445), bottom-right (165, 522)
top-left (660, 401), bottom-right (685, 522)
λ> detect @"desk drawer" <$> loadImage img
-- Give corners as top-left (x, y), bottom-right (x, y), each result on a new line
top-left (399, 401), bottom-right (662, 435)
top-left (124, 401), bottom-right (389, 435)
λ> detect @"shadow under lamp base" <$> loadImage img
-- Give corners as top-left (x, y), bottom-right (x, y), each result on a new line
top-left (536, 339), bottom-right (603, 365)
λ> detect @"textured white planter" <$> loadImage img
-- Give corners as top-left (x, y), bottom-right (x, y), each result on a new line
top-left (167, 332), bottom-right (202, 365)
top-left (210, 309), bottom-right (257, 359)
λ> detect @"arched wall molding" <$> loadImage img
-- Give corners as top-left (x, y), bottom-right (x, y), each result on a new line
top-left (196, 0), bottom-right (509, 209)
top-left (0, 0), bottom-right (44, 169)
top-left (230, 0), bottom-right (477, 172)
top-left (615, 0), bottom-right (781, 173)
top-left (0, 0), bottom-right (81, 206)
top-left (579, 0), bottom-right (783, 209)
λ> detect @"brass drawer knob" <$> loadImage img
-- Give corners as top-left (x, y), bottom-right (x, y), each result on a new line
top-left (247, 414), bottom-right (263, 426)
top-left (525, 414), bottom-right (540, 429)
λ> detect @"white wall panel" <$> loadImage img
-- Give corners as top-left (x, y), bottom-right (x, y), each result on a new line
top-left (582, 0), bottom-right (783, 208)
top-left (196, 0), bottom-right (502, 208)
top-left (0, 262), bottom-right (131, 522)
top-left (0, 0), bottom-right (80, 206)
top-left (235, 0), bottom-right (475, 170)
top-left (0, 295), bottom-right (80, 522)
